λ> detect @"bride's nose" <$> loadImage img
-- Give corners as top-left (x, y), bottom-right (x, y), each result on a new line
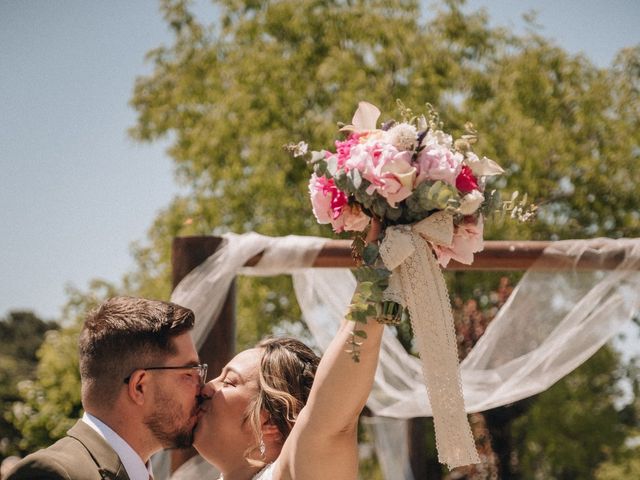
top-left (200, 379), bottom-right (216, 398)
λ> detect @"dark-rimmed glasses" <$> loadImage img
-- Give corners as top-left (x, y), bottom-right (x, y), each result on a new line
top-left (124, 363), bottom-right (208, 385)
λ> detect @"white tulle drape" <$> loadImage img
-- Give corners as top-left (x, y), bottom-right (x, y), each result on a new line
top-left (155, 234), bottom-right (640, 479)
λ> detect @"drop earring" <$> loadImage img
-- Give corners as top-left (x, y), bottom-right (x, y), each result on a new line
top-left (259, 437), bottom-right (266, 458)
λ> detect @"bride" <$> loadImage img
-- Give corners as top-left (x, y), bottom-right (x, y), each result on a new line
top-left (193, 223), bottom-right (385, 480)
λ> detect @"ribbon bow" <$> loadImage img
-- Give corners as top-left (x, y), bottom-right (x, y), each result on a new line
top-left (379, 211), bottom-right (480, 469)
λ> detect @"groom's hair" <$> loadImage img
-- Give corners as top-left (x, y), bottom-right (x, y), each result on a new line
top-left (78, 296), bottom-right (195, 407)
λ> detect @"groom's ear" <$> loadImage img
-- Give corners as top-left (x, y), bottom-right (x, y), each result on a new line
top-left (126, 370), bottom-right (148, 405)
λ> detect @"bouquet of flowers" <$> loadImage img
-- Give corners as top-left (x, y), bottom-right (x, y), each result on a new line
top-left (289, 100), bottom-right (533, 359)
top-left (289, 101), bottom-right (534, 467)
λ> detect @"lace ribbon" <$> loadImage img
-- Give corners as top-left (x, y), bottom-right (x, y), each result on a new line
top-left (379, 211), bottom-right (480, 469)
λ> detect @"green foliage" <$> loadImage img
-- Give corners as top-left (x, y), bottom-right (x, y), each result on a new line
top-left (127, 0), bottom-right (640, 311)
top-left (595, 442), bottom-right (640, 479)
top-left (462, 39), bottom-right (640, 241)
top-left (6, 280), bottom-right (119, 453)
top-left (8, 327), bottom-right (82, 452)
top-left (512, 346), bottom-right (633, 479)
top-left (0, 312), bottom-right (58, 458)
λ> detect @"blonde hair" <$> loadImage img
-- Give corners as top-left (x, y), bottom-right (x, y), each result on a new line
top-left (244, 337), bottom-right (319, 463)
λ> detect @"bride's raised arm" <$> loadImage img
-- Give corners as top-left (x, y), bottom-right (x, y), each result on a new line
top-left (276, 221), bottom-right (385, 479)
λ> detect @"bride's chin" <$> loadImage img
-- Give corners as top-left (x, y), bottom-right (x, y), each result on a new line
top-left (193, 442), bottom-right (218, 468)
top-left (193, 438), bottom-right (209, 460)
top-left (192, 426), bottom-right (205, 451)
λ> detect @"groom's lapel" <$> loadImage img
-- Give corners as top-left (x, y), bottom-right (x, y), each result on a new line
top-left (67, 420), bottom-right (131, 480)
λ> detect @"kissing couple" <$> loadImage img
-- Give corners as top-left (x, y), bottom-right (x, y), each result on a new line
top-left (7, 228), bottom-right (385, 480)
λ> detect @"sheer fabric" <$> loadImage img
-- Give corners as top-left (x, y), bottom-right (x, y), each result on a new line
top-left (158, 233), bottom-right (640, 479)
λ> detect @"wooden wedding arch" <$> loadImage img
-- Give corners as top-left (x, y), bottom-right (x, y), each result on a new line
top-left (169, 236), bottom-right (630, 477)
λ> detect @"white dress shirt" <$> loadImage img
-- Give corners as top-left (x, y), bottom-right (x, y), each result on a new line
top-left (82, 412), bottom-right (154, 480)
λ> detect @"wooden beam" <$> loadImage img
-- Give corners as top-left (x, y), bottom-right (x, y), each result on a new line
top-left (170, 236), bottom-right (237, 474)
top-left (244, 239), bottom-right (629, 271)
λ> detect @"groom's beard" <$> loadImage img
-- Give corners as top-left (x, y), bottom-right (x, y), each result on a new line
top-left (144, 388), bottom-right (198, 449)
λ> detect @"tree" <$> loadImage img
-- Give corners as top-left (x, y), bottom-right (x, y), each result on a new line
top-left (512, 346), bottom-right (634, 479)
top-left (7, 280), bottom-right (119, 452)
top-left (122, 0), bottom-right (640, 476)
top-left (126, 0), bottom-right (502, 298)
top-left (0, 311), bottom-right (58, 459)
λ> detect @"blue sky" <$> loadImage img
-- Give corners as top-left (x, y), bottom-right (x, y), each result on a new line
top-left (0, 1), bottom-right (638, 321)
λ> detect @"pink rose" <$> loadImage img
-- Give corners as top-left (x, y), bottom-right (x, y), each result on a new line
top-left (364, 147), bottom-right (416, 207)
top-left (415, 144), bottom-right (463, 187)
top-left (456, 165), bottom-right (479, 193)
top-left (432, 216), bottom-right (484, 267)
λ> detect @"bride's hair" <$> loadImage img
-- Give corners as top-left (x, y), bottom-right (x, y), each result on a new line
top-left (244, 337), bottom-right (320, 463)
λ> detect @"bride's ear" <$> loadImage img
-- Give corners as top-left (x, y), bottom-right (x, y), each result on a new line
top-left (260, 414), bottom-right (281, 442)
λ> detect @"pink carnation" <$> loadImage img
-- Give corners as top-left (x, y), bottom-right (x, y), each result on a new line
top-left (335, 134), bottom-right (361, 169)
top-left (415, 144), bottom-right (463, 187)
top-left (456, 165), bottom-right (479, 193)
top-left (432, 216), bottom-right (484, 267)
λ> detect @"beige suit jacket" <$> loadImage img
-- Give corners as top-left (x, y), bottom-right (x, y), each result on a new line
top-left (6, 419), bottom-right (130, 480)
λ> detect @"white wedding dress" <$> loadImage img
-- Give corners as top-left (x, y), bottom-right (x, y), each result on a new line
top-left (218, 462), bottom-right (275, 480)
top-left (252, 462), bottom-right (275, 480)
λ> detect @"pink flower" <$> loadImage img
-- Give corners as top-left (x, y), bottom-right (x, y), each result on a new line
top-left (456, 165), bottom-right (479, 193)
top-left (432, 216), bottom-right (484, 267)
top-left (336, 138), bottom-right (417, 208)
top-left (308, 174), bottom-right (369, 233)
top-left (309, 174), bottom-right (347, 223)
top-left (335, 134), bottom-right (361, 168)
top-left (415, 144), bottom-right (463, 187)
top-left (344, 140), bottom-right (380, 177)
top-left (333, 204), bottom-right (371, 232)
top-left (370, 150), bottom-right (416, 207)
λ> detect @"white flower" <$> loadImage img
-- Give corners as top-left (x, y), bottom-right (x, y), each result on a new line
top-left (459, 189), bottom-right (485, 215)
top-left (340, 101), bottom-right (381, 132)
top-left (292, 141), bottom-right (308, 157)
top-left (385, 123), bottom-right (418, 151)
top-left (465, 152), bottom-right (504, 177)
top-left (424, 129), bottom-right (453, 148)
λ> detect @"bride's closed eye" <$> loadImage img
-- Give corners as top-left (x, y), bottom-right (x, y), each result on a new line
top-left (221, 376), bottom-right (237, 387)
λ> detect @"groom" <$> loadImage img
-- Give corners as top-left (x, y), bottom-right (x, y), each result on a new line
top-left (7, 296), bottom-right (206, 480)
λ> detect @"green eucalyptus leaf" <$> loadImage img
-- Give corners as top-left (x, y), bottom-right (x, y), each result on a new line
top-left (353, 329), bottom-right (368, 338)
top-left (349, 168), bottom-right (362, 189)
top-left (326, 156), bottom-right (339, 176)
top-left (311, 150), bottom-right (328, 163)
top-left (362, 244), bottom-right (380, 265)
top-left (386, 206), bottom-right (403, 221)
